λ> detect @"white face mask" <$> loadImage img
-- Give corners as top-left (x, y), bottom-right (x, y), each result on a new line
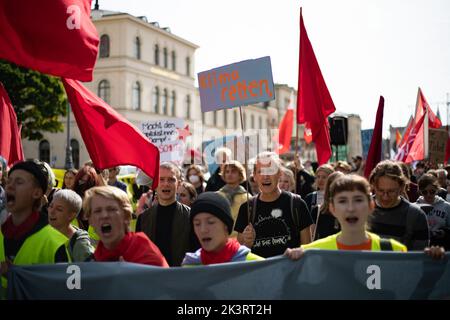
top-left (189, 175), bottom-right (200, 184)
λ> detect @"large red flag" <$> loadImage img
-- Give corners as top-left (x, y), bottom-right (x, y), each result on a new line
top-left (62, 79), bottom-right (160, 189)
top-left (364, 96), bottom-right (384, 178)
top-left (415, 87), bottom-right (441, 128)
top-left (297, 9), bottom-right (336, 165)
top-left (0, 0), bottom-right (99, 81)
top-left (0, 83), bottom-right (24, 166)
top-left (404, 114), bottom-right (426, 163)
top-left (276, 92), bottom-right (295, 154)
top-left (394, 116), bottom-right (414, 161)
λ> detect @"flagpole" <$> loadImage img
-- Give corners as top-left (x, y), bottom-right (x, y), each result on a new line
top-left (294, 121), bottom-right (299, 193)
top-left (239, 106), bottom-right (251, 224)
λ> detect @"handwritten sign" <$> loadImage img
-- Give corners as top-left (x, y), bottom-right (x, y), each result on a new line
top-left (198, 56), bottom-right (275, 112)
top-left (428, 128), bottom-right (447, 164)
top-left (141, 119), bottom-right (185, 162)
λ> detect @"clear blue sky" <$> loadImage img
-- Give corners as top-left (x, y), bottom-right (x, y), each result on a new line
top-left (99, 0), bottom-right (450, 135)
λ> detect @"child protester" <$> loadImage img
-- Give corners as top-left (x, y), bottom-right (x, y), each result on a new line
top-left (285, 175), bottom-right (445, 259)
top-left (182, 192), bottom-right (263, 266)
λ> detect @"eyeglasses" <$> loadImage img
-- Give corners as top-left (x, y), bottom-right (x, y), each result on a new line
top-left (420, 189), bottom-right (437, 196)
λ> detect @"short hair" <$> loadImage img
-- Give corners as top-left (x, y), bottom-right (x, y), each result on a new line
top-left (418, 173), bottom-right (439, 191)
top-left (160, 162), bottom-right (181, 180)
top-left (214, 147), bottom-right (232, 164)
top-left (52, 189), bottom-right (82, 215)
top-left (369, 160), bottom-right (407, 188)
top-left (316, 164), bottom-right (335, 176)
top-left (253, 151), bottom-right (282, 175)
top-left (221, 160), bottom-right (247, 184)
top-left (333, 161), bottom-right (352, 173)
top-left (83, 186), bottom-right (133, 223)
top-left (330, 174), bottom-right (371, 203)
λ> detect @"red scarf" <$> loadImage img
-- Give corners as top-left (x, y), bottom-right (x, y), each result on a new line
top-left (1, 211), bottom-right (40, 240)
top-left (94, 232), bottom-right (168, 267)
top-left (200, 238), bottom-right (241, 265)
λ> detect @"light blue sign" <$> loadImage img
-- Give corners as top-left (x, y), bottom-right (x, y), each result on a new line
top-left (198, 56), bottom-right (275, 112)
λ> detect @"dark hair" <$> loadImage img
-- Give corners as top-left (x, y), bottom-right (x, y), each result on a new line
top-left (186, 164), bottom-right (205, 183)
top-left (418, 173), bottom-right (439, 191)
top-left (62, 168), bottom-right (79, 189)
top-left (72, 165), bottom-right (103, 198)
top-left (369, 160), bottom-right (407, 189)
top-left (330, 174), bottom-right (372, 203)
top-left (180, 181), bottom-right (197, 201)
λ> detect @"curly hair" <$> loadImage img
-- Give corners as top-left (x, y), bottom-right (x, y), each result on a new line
top-left (369, 160), bottom-right (407, 189)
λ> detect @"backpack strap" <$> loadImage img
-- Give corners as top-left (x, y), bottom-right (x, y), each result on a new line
top-left (290, 193), bottom-right (301, 231)
top-left (379, 238), bottom-right (393, 251)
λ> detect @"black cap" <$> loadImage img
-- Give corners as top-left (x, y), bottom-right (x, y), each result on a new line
top-left (9, 160), bottom-right (49, 193)
top-left (190, 192), bottom-right (234, 234)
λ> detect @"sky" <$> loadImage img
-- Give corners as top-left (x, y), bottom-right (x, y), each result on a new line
top-left (100, 0), bottom-right (450, 136)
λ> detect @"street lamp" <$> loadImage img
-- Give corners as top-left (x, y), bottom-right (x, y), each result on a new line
top-left (64, 102), bottom-right (73, 169)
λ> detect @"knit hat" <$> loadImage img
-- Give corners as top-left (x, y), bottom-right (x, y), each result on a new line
top-left (190, 192), bottom-right (234, 234)
top-left (9, 160), bottom-right (49, 193)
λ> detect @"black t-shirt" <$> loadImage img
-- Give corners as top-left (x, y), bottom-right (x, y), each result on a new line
top-left (155, 202), bottom-right (177, 265)
top-left (234, 191), bottom-right (313, 258)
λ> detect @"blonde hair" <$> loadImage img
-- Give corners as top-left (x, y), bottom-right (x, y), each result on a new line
top-left (280, 167), bottom-right (295, 192)
top-left (83, 186), bottom-right (133, 223)
top-left (221, 160), bottom-right (247, 184)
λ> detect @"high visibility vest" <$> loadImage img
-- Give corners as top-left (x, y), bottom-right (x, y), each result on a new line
top-left (0, 225), bottom-right (68, 294)
top-left (301, 232), bottom-right (407, 252)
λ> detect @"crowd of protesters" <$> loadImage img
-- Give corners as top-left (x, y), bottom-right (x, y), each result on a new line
top-left (0, 150), bottom-right (448, 297)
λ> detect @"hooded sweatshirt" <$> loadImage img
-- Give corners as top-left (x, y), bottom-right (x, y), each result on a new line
top-left (416, 196), bottom-right (450, 233)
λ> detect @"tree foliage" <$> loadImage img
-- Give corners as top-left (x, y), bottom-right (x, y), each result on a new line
top-left (0, 60), bottom-right (67, 140)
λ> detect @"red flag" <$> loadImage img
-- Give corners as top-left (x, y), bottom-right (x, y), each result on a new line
top-left (364, 96), bottom-right (384, 178)
top-left (277, 109), bottom-right (294, 155)
top-left (394, 116), bottom-right (414, 160)
top-left (62, 79), bottom-right (160, 189)
top-left (404, 114), bottom-right (426, 163)
top-left (0, 82), bottom-right (24, 166)
top-left (415, 87), bottom-right (441, 128)
top-left (297, 9), bottom-right (336, 165)
top-left (0, 0), bottom-right (99, 81)
top-left (304, 122), bottom-right (313, 144)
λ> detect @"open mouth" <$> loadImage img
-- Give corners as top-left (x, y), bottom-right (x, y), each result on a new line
top-left (6, 194), bottom-right (15, 205)
top-left (101, 224), bottom-right (112, 234)
top-left (201, 237), bottom-right (212, 244)
top-left (261, 182), bottom-right (272, 187)
top-left (161, 189), bottom-right (171, 194)
top-left (345, 217), bottom-right (359, 224)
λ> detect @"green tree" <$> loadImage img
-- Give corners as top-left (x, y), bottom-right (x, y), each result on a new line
top-left (0, 60), bottom-right (67, 140)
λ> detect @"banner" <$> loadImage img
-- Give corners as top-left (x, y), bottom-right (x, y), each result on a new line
top-left (8, 250), bottom-right (450, 300)
top-left (198, 56), bottom-right (275, 112)
top-left (141, 119), bottom-right (185, 163)
top-left (428, 128), bottom-right (448, 164)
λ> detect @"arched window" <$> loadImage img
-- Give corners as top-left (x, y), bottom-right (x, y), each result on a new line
top-left (132, 82), bottom-right (141, 110)
top-left (70, 139), bottom-right (80, 169)
top-left (251, 114), bottom-right (255, 128)
top-left (153, 86), bottom-right (160, 113)
top-left (185, 56), bottom-right (191, 76)
top-left (163, 89), bottom-right (168, 115)
top-left (134, 36), bottom-right (141, 59)
top-left (100, 34), bottom-right (110, 58)
top-left (39, 140), bottom-right (50, 164)
top-left (186, 95), bottom-right (191, 119)
top-left (171, 51), bottom-right (176, 71)
top-left (98, 79), bottom-right (110, 104)
top-left (163, 47), bottom-right (168, 68)
top-left (154, 44), bottom-right (160, 65)
top-left (171, 90), bottom-right (176, 116)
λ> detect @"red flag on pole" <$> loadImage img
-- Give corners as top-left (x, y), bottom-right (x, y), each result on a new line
top-left (364, 96), bottom-right (384, 178)
top-left (404, 114), bottom-right (426, 163)
top-left (0, 0), bottom-right (99, 81)
top-left (297, 8), bottom-right (336, 165)
top-left (0, 82), bottom-right (24, 166)
top-left (415, 87), bottom-right (441, 128)
top-left (62, 79), bottom-right (160, 189)
top-left (303, 122), bottom-right (313, 144)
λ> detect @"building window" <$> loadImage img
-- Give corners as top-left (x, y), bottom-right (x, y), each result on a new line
top-left (98, 80), bottom-right (110, 104)
top-left (99, 34), bottom-right (110, 58)
top-left (213, 111), bottom-right (217, 126)
top-left (39, 140), bottom-right (50, 164)
top-left (202, 112), bottom-right (205, 124)
top-left (134, 36), bottom-right (141, 59)
top-left (171, 90), bottom-right (176, 116)
top-left (132, 82), bottom-right (141, 110)
top-left (70, 139), bottom-right (80, 169)
top-left (163, 47), bottom-right (168, 68)
top-left (153, 86), bottom-right (160, 113)
top-left (186, 56), bottom-right (191, 76)
top-left (154, 44), bottom-right (160, 65)
top-left (163, 89), bottom-right (168, 115)
top-left (259, 116), bottom-right (263, 129)
top-left (171, 51), bottom-right (176, 71)
top-left (186, 95), bottom-right (191, 119)
top-left (224, 110), bottom-right (228, 128)
top-left (251, 115), bottom-right (255, 128)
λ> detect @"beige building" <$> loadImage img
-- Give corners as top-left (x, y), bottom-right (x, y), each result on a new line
top-left (22, 8), bottom-right (273, 169)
